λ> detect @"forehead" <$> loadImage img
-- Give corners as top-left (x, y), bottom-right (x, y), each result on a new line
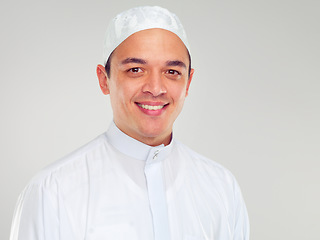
top-left (112, 28), bottom-right (189, 63)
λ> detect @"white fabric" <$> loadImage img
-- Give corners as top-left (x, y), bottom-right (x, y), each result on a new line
top-left (103, 6), bottom-right (190, 64)
top-left (10, 122), bottom-right (249, 240)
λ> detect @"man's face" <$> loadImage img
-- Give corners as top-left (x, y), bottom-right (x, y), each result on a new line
top-left (97, 28), bottom-right (194, 146)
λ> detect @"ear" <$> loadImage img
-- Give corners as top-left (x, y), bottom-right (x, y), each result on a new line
top-left (97, 64), bottom-right (110, 95)
top-left (185, 68), bottom-right (194, 97)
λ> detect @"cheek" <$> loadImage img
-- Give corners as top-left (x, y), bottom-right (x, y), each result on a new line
top-left (111, 80), bottom-right (138, 107)
top-left (171, 83), bottom-right (188, 103)
top-left (108, 81), bottom-right (125, 111)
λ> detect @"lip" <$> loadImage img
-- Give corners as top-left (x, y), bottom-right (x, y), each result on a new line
top-left (135, 101), bottom-right (169, 116)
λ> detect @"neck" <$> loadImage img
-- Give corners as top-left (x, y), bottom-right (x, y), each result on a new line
top-left (114, 123), bottom-right (172, 147)
top-left (138, 134), bottom-right (172, 147)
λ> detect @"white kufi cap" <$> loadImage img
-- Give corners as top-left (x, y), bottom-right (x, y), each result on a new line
top-left (103, 6), bottom-right (190, 64)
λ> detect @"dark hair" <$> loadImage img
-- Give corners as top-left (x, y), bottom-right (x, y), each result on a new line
top-left (104, 50), bottom-right (114, 79)
top-left (105, 50), bottom-right (192, 79)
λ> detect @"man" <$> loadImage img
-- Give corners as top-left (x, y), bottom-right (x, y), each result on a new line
top-left (10, 6), bottom-right (249, 240)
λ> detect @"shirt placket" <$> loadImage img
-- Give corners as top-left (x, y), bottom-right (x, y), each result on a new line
top-left (144, 149), bottom-right (171, 240)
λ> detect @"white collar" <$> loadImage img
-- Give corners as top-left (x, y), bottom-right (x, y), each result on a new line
top-left (105, 121), bottom-right (174, 162)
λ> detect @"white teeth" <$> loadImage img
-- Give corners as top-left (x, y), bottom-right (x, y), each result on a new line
top-left (138, 104), bottom-right (165, 110)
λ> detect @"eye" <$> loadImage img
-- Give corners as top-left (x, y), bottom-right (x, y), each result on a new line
top-left (166, 69), bottom-right (181, 75)
top-left (128, 67), bottom-right (143, 73)
top-left (126, 67), bottom-right (144, 78)
top-left (165, 69), bottom-right (182, 80)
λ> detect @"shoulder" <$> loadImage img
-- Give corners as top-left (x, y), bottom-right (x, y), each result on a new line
top-left (172, 140), bottom-right (247, 212)
top-left (28, 133), bottom-right (108, 189)
top-left (12, 133), bottom-right (110, 229)
top-left (173, 140), bottom-right (238, 185)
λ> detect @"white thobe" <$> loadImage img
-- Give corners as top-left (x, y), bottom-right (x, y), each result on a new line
top-left (10, 122), bottom-right (249, 240)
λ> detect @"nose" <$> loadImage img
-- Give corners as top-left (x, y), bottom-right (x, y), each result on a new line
top-left (142, 71), bottom-right (167, 97)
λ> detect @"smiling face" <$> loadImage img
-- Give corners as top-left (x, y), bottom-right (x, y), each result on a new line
top-left (97, 28), bottom-right (194, 146)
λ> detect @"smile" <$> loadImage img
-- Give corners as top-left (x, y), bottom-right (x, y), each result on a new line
top-left (137, 103), bottom-right (165, 110)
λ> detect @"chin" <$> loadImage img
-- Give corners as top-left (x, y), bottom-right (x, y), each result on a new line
top-left (138, 124), bottom-right (170, 139)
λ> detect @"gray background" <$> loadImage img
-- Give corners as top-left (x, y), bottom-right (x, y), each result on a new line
top-left (1, 0), bottom-right (319, 239)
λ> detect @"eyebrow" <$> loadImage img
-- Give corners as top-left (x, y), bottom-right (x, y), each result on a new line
top-left (166, 60), bottom-right (187, 69)
top-left (121, 58), bottom-right (147, 65)
top-left (120, 58), bottom-right (187, 69)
